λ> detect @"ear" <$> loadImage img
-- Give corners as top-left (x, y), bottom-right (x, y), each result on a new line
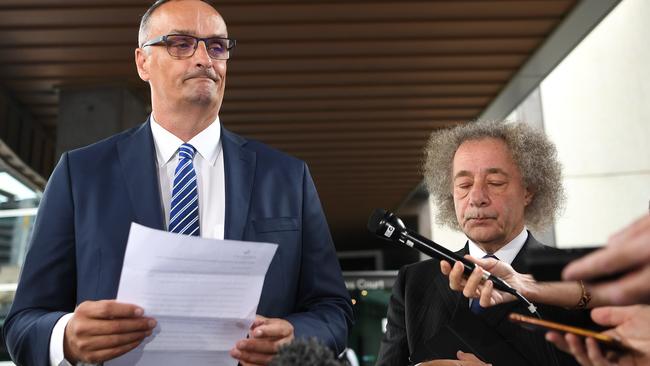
top-left (135, 48), bottom-right (150, 82)
top-left (523, 188), bottom-right (534, 207)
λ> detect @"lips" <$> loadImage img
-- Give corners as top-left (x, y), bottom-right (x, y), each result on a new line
top-left (185, 72), bottom-right (217, 82)
top-left (465, 215), bottom-right (496, 224)
top-left (188, 76), bottom-right (215, 82)
top-left (468, 217), bottom-right (493, 223)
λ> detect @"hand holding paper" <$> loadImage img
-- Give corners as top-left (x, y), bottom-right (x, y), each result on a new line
top-left (107, 223), bottom-right (278, 366)
top-left (230, 315), bottom-right (295, 365)
top-left (64, 300), bottom-right (156, 364)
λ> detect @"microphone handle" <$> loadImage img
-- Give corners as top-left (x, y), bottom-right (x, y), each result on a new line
top-left (401, 231), bottom-right (477, 275)
top-left (486, 274), bottom-right (518, 295)
top-left (403, 231), bottom-right (518, 295)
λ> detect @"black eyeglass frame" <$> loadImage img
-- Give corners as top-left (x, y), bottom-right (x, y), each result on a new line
top-left (142, 34), bottom-right (237, 60)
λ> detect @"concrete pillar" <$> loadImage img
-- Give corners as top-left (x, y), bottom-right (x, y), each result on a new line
top-left (57, 86), bottom-right (148, 158)
top-left (507, 87), bottom-right (557, 247)
top-left (540, 0), bottom-right (650, 247)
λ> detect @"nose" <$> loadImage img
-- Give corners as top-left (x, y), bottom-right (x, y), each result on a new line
top-left (468, 182), bottom-right (490, 207)
top-left (193, 40), bottom-right (213, 67)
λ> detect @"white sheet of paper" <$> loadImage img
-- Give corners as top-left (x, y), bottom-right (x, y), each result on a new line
top-left (106, 223), bottom-right (278, 366)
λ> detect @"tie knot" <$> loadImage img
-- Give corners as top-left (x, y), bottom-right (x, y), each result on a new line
top-left (483, 254), bottom-right (498, 260)
top-left (179, 143), bottom-right (197, 160)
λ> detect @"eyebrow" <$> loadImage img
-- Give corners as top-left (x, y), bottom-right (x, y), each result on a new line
top-left (453, 168), bottom-right (509, 180)
top-left (169, 29), bottom-right (228, 38)
top-left (485, 168), bottom-right (509, 176)
top-left (453, 170), bottom-right (473, 180)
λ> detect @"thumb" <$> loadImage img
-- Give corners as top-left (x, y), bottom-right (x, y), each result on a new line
top-left (590, 305), bottom-right (636, 327)
top-left (464, 255), bottom-right (498, 272)
top-left (250, 315), bottom-right (269, 330)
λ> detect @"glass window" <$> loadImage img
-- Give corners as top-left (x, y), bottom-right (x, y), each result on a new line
top-left (0, 162), bottom-right (41, 361)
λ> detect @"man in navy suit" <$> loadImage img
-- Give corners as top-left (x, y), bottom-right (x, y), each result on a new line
top-left (3, 1), bottom-right (352, 365)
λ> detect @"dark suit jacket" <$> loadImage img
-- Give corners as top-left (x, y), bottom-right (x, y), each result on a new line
top-left (376, 234), bottom-right (591, 366)
top-left (3, 121), bottom-right (353, 366)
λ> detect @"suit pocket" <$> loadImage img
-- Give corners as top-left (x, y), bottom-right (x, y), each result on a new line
top-left (253, 217), bottom-right (299, 233)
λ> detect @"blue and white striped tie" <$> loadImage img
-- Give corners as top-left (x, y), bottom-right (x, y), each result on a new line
top-left (169, 143), bottom-right (200, 236)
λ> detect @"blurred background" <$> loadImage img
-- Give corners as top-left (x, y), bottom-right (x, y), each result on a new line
top-left (0, 0), bottom-right (649, 364)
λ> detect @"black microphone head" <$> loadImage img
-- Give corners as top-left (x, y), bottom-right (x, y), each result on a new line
top-left (367, 208), bottom-right (388, 234)
top-left (368, 208), bottom-right (405, 240)
top-left (269, 338), bottom-right (341, 366)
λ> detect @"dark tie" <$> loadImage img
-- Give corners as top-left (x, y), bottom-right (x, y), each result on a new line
top-left (169, 143), bottom-right (200, 236)
top-left (470, 254), bottom-right (499, 314)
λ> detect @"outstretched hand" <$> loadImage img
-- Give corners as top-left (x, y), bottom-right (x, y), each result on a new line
top-left (563, 215), bottom-right (650, 305)
top-left (546, 305), bottom-right (650, 366)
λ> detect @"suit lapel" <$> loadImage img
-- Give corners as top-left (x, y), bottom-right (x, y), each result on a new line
top-left (116, 120), bottom-right (165, 231)
top-left (511, 233), bottom-right (544, 272)
top-left (409, 259), bottom-right (464, 363)
top-left (417, 265), bottom-right (462, 343)
top-left (222, 127), bottom-right (256, 241)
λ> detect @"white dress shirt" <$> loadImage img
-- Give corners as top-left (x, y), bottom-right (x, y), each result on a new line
top-left (150, 114), bottom-right (225, 240)
top-left (49, 116), bottom-right (226, 365)
top-left (467, 228), bottom-right (528, 265)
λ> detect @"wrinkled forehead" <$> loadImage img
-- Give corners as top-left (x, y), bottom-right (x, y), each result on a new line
top-left (452, 137), bottom-right (520, 174)
top-left (149, 1), bottom-right (228, 38)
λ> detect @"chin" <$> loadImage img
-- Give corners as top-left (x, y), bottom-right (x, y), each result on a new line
top-left (465, 227), bottom-right (504, 246)
top-left (184, 83), bottom-right (220, 102)
top-left (186, 92), bottom-right (217, 106)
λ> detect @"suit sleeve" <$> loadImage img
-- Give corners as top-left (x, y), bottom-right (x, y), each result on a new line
top-left (283, 164), bottom-right (353, 355)
top-left (3, 153), bottom-right (77, 366)
top-left (376, 267), bottom-right (410, 366)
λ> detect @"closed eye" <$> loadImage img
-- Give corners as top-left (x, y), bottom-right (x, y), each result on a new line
top-left (488, 182), bottom-right (505, 186)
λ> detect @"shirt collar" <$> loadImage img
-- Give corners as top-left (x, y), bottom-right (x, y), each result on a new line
top-left (467, 228), bottom-right (528, 265)
top-left (150, 114), bottom-right (222, 167)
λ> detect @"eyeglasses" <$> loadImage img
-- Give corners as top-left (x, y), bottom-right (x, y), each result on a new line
top-left (142, 34), bottom-right (236, 60)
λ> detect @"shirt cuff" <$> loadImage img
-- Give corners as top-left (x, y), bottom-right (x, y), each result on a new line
top-left (50, 313), bottom-right (74, 366)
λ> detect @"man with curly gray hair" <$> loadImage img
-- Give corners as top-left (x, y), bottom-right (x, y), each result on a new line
top-left (377, 120), bottom-right (591, 366)
top-left (424, 119), bottom-right (564, 236)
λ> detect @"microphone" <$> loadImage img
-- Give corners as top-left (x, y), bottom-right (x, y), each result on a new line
top-left (269, 338), bottom-right (342, 366)
top-left (368, 208), bottom-right (537, 315)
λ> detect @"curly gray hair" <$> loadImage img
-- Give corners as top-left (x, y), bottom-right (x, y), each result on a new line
top-left (422, 120), bottom-right (565, 231)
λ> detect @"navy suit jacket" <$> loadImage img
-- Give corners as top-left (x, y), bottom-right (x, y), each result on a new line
top-left (3, 121), bottom-right (353, 366)
top-left (376, 234), bottom-right (591, 366)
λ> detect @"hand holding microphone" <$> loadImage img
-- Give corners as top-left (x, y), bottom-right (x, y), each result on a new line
top-left (443, 254), bottom-right (538, 308)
